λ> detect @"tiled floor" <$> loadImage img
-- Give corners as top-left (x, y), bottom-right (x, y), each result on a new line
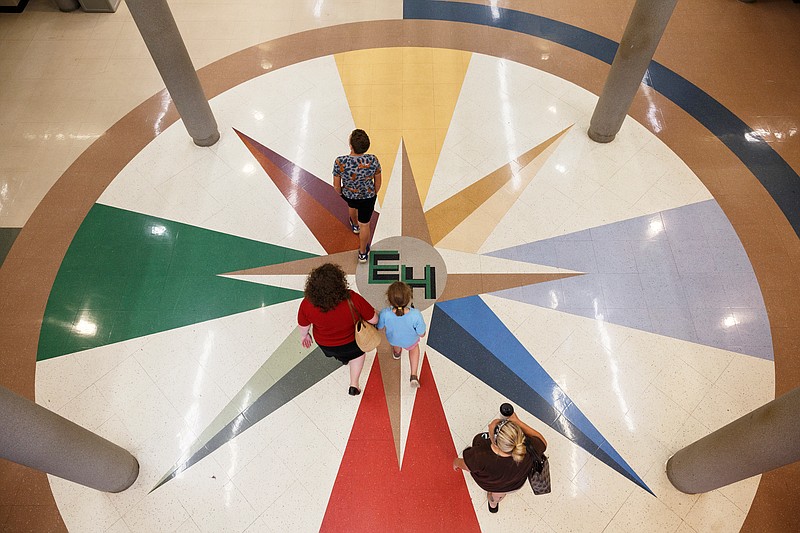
top-left (1, 1), bottom-right (799, 532)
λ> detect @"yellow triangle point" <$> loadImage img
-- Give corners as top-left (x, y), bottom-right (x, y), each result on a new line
top-left (335, 47), bottom-right (472, 206)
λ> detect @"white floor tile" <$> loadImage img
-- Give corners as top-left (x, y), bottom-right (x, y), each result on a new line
top-left (684, 490), bottom-right (747, 533)
top-left (608, 488), bottom-right (682, 533)
top-left (542, 481), bottom-right (612, 533)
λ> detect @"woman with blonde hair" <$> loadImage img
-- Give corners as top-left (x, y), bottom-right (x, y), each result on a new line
top-left (452, 411), bottom-right (547, 513)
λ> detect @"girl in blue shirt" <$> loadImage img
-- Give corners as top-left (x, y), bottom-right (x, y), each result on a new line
top-left (377, 282), bottom-right (427, 388)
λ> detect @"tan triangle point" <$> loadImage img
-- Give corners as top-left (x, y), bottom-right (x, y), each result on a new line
top-left (428, 125), bottom-right (573, 250)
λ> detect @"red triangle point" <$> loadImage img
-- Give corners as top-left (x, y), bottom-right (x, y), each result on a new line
top-left (321, 355), bottom-right (480, 532)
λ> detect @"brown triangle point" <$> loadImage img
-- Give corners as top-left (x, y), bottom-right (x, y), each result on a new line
top-left (223, 251), bottom-right (359, 277)
top-left (400, 140), bottom-right (433, 245)
top-left (438, 272), bottom-right (582, 302)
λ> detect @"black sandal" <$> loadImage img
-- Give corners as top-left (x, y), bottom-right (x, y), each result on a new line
top-left (488, 500), bottom-right (498, 513)
top-left (348, 386), bottom-right (361, 396)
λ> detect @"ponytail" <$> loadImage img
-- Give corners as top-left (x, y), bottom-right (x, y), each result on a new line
top-left (386, 281), bottom-right (412, 317)
top-left (511, 439), bottom-right (527, 464)
top-left (495, 421), bottom-right (528, 464)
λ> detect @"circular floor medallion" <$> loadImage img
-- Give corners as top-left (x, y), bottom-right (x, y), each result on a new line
top-left (356, 236), bottom-right (447, 311)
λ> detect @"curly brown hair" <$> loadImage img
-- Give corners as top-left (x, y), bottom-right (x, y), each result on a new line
top-left (304, 263), bottom-right (350, 312)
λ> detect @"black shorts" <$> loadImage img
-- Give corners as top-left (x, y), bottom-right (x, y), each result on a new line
top-left (341, 194), bottom-right (377, 224)
top-left (318, 340), bottom-right (364, 365)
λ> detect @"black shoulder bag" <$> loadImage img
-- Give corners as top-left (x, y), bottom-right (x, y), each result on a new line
top-left (526, 438), bottom-right (551, 495)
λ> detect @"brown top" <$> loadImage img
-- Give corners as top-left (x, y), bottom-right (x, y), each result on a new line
top-left (463, 433), bottom-right (545, 493)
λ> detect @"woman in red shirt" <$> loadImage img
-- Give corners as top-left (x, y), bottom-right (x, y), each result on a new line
top-left (297, 263), bottom-right (378, 396)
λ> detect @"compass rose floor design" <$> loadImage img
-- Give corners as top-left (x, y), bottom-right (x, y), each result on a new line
top-left (2, 2), bottom-right (800, 533)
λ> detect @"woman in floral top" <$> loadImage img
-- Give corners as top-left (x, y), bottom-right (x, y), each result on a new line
top-left (333, 129), bottom-right (382, 263)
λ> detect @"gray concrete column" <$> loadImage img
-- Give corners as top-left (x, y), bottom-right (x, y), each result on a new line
top-left (55, 0), bottom-right (80, 12)
top-left (667, 386), bottom-right (800, 494)
top-left (588, 0), bottom-right (678, 143)
top-left (0, 385), bottom-right (139, 493)
top-left (125, 0), bottom-right (220, 146)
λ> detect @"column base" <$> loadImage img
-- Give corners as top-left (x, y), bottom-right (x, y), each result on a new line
top-left (192, 131), bottom-right (220, 147)
top-left (55, 0), bottom-right (80, 12)
top-left (588, 128), bottom-right (616, 144)
top-left (665, 455), bottom-right (699, 495)
top-left (109, 457), bottom-right (140, 493)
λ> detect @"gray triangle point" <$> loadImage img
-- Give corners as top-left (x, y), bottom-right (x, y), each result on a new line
top-left (151, 327), bottom-right (341, 492)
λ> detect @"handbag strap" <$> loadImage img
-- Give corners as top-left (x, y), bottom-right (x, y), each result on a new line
top-left (346, 295), bottom-right (361, 325)
top-left (526, 436), bottom-right (546, 472)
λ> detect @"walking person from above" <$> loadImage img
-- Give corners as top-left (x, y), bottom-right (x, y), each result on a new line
top-left (452, 411), bottom-right (547, 513)
top-left (333, 128), bottom-right (382, 263)
top-left (376, 281), bottom-right (427, 388)
top-left (297, 263), bottom-right (378, 396)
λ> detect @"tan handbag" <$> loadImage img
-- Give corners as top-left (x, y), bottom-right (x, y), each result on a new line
top-left (346, 297), bottom-right (381, 352)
